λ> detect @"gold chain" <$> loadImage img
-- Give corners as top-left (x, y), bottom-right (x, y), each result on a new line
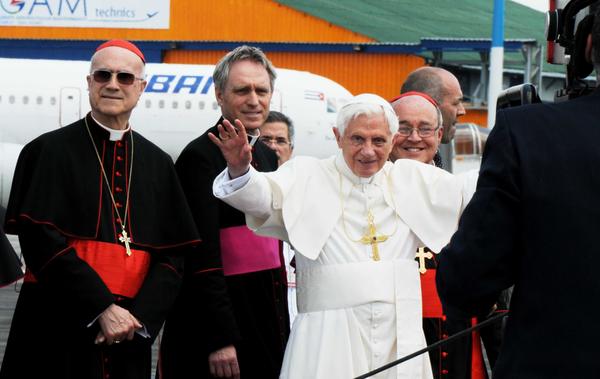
top-left (337, 167), bottom-right (400, 242)
top-left (84, 117), bottom-right (134, 241)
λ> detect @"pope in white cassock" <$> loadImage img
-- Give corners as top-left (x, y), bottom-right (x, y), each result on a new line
top-left (209, 94), bottom-right (471, 378)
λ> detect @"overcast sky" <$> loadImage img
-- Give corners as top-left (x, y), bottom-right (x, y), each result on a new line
top-left (510, 0), bottom-right (548, 13)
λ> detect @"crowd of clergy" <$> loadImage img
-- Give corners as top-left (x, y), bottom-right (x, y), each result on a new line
top-left (2, 19), bottom-right (600, 378)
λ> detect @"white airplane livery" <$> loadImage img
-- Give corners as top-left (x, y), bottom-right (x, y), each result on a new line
top-left (0, 58), bottom-right (353, 207)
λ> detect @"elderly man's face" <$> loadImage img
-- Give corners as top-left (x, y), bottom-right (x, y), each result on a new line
top-left (259, 121), bottom-right (293, 165)
top-left (439, 73), bottom-right (465, 143)
top-left (334, 113), bottom-right (393, 177)
top-left (391, 96), bottom-right (442, 164)
top-left (216, 60), bottom-right (272, 131)
top-left (87, 47), bottom-right (146, 128)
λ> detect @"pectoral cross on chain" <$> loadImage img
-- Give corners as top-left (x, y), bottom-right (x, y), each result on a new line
top-left (359, 211), bottom-right (388, 261)
top-left (415, 246), bottom-right (433, 274)
top-left (118, 228), bottom-right (132, 256)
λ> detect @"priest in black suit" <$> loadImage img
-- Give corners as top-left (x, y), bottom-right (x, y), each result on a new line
top-left (160, 45), bottom-right (289, 379)
top-left (437, 9), bottom-right (600, 378)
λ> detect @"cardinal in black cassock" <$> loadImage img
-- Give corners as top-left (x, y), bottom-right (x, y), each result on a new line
top-left (0, 114), bottom-right (200, 379)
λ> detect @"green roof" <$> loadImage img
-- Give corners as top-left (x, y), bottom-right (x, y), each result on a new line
top-left (276, 0), bottom-right (557, 72)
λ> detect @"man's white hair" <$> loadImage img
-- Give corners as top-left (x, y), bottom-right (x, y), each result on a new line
top-left (336, 93), bottom-right (398, 135)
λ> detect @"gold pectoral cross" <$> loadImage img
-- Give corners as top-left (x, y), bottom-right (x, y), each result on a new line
top-left (118, 229), bottom-right (132, 256)
top-left (359, 211), bottom-right (388, 261)
top-left (415, 246), bottom-right (433, 274)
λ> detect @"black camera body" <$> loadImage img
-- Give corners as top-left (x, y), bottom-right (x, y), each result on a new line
top-left (546, 0), bottom-right (599, 100)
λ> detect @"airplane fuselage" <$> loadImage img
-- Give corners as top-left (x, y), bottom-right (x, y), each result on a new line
top-left (0, 58), bottom-right (353, 206)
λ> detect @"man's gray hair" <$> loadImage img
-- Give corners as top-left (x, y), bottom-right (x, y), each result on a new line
top-left (213, 45), bottom-right (277, 92)
top-left (336, 94), bottom-right (398, 135)
top-left (265, 111), bottom-right (295, 146)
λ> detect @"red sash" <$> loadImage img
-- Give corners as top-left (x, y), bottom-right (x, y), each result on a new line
top-left (24, 240), bottom-right (150, 298)
top-left (420, 268), bottom-right (444, 318)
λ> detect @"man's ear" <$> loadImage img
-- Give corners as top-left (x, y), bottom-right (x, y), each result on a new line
top-left (138, 79), bottom-right (147, 94)
top-left (333, 127), bottom-right (342, 148)
top-left (215, 87), bottom-right (223, 106)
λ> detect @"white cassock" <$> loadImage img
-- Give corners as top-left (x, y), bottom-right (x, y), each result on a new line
top-left (214, 152), bottom-right (470, 379)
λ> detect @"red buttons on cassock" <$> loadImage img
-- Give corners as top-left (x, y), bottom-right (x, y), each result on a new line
top-left (115, 171), bottom-right (122, 177)
top-left (116, 141), bottom-right (123, 147)
top-left (117, 156), bottom-right (123, 161)
top-left (116, 202), bottom-right (123, 208)
top-left (442, 351), bottom-right (449, 358)
top-left (442, 334), bottom-right (448, 339)
top-left (442, 315), bottom-right (447, 321)
top-left (115, 187), bottom-right (123, 192)
top-left (442, 369), bottom-right (449, 375)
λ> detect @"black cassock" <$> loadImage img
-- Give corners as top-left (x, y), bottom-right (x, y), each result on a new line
top-left (0, 206), bottom-right (23, 287)
top-left (1, 114), bottom-right (200, 379)
top-left (160, 122), bottom-right (290, 379)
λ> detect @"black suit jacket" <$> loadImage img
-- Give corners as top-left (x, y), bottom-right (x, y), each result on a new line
top-left (437, 90), bottom-right (600, 378)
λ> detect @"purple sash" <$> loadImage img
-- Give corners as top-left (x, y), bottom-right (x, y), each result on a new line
top-left (220, 225), bottom-right (281, 276)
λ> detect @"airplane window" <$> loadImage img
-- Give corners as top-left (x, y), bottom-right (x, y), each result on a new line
top-left (36, 96), bottom-right (43, 105)
top-left (172, 101), bottom-right (178, 109)
top-left (145, 99), bottom-right (151, 108)
top-left (50, 97), bottom-right (57, 106)
top-left (212, 101), bottom-right (219, 110)
top-left (159, 100), bottom-right (165, 109)
top-left (199, 101), bottom-right (205, 110)
top-left (9, 95), bottom-right (15, 104)
top-left (23, 96), bottom-right (29, 105)
top-left (185, 100), bottom-right (191, 110)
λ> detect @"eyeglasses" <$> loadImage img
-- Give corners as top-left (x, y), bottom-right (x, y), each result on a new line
top-left (397, 126), bottom-right (439, 138)
top-left (91, 70), bottom-right (143, 85)
top-left (259, 136), bottom-right (291, 146)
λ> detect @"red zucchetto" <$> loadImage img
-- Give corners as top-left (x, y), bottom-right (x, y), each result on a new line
top-left (95, 39), bottom-right (145, 63)
top-left (389, 91), bottom-right (439, 107)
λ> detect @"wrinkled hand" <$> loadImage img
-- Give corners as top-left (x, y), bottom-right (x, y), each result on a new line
top-left (208, 119), bottom-right (252, 178)
top-left (209, 345), bottom-right (240, 379)
top-left (95, 304), bottom-right (142, 345)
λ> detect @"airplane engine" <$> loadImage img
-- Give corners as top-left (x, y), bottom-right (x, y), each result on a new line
top-left (0, 143), bottom-right (23, 208)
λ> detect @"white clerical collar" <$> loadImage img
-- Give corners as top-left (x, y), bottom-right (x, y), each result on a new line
top-left (91, 115), bottom-right (131, 141)
top-left (334, 151), bottom-right (377, 185)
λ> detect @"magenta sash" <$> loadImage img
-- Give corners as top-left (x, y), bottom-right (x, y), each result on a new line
top-left (220, 225), bottom-right (281, 276)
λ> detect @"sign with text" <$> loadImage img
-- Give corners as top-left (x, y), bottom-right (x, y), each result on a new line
top-left (0, 0), bottom-right (170, 29)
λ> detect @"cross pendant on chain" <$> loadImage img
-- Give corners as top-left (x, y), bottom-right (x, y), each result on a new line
top-left (359, 211), bottom-right (388, 261)
top-left (415, 246), bottom-right (433, 274)
top-left (118, 228), bottom-right (132, 256)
